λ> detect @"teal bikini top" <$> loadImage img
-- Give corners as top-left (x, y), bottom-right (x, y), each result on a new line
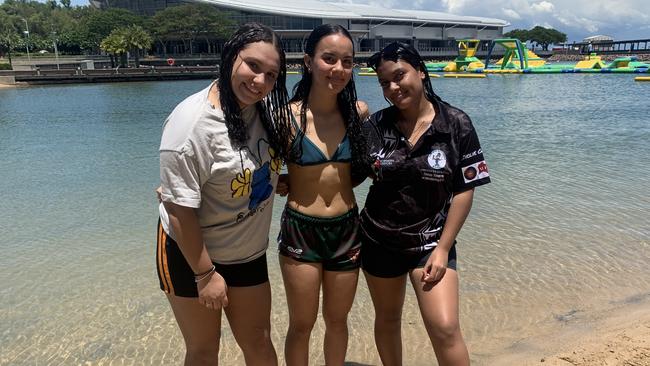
top-left (289, 113), bottom-right (352, 166)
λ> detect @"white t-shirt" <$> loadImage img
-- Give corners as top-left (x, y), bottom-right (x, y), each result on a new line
top-left (159, 83), bottom-right (281, 264)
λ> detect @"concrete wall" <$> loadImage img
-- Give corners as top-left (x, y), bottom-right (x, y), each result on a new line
top-left (477, 28), bottom-right (503, 40)
top-left (348, 23), bottom-right (368, 31)
top-left (0, 75), bottom-right (16, 85)
top-left (413, 26), bottom-right (442, 40)
top-left (371, 24), bottom-right (416, 38)
top-left (444, 27), bottom-right (479, 40)
top-left (328, 18), bottom-right (349, 27)
top-left (362, 23), bottom-right (503, 41)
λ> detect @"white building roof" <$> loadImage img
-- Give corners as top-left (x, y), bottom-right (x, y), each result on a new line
top-left (583, 35), bottom-right (614, 42)
top-left (196, 0), bottom-right (509, 27)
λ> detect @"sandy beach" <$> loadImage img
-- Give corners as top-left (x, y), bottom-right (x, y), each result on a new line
top-left (484, 294), bottom-right (650, 365)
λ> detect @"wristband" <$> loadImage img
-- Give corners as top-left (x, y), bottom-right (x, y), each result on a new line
top-left (194, 265), bottom-right (216, 283)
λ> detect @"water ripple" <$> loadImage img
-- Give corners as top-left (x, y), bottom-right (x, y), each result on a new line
top-left (1, 75), bottom-right (649, 364)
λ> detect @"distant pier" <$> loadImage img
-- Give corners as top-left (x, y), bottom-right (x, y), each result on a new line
top-left (0, 66), bottom-right (219, 86)
top-left (573, 38), bottom-right (650, 55)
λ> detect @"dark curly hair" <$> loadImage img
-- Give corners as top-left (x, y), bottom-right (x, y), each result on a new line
top-left (289, 24), bottom-right (370, 182)
top-left (218, 22), bottom-right (292, 158)
top-left (367, 41), bottom-right (441, 105)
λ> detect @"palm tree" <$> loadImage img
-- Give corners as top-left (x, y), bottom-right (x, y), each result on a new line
top-left (123, 25), bottom-right (152, 68)
top-left (101, 26), bottom-right (152, 68)
top-left (100, 31), bottom-right (127, 68)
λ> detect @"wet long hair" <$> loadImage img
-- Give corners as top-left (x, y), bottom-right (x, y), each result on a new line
top-left (367, 41), bottom-right (441, 105)
top-left (289, 24), bottom-right (370, 180)
top-left (218, 22), bottom-right (292, 158)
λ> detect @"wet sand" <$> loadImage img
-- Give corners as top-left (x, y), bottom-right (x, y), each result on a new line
top-left (481, 294), bottom-right (650, 365)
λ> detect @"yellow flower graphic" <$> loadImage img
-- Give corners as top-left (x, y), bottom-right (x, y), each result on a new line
top-left (231, 168), bottom-right (252, 198)
top-left (269, 147), bottom-right (282, 174)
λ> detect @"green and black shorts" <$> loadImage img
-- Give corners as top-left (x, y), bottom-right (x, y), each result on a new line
top-left (277, 206), bottom-right (361, 271)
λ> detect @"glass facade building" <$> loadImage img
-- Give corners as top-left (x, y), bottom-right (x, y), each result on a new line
top-left (92, 0), bottom-right (507, 56)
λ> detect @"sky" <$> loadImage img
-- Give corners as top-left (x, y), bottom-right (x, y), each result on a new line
top-left (55, 0), bottom-right (650, 42)
top-left (351, 0), bottom-right (650, 41)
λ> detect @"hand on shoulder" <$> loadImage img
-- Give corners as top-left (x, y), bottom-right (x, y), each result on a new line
top-left (356, 100), bottom-right (370, 121)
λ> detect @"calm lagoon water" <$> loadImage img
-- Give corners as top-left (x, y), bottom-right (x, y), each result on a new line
top-left (1, 73), bottom-right (649, 365)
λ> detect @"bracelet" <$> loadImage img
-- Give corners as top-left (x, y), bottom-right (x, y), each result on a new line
top-left (194, 265), bottom-right (216, 283)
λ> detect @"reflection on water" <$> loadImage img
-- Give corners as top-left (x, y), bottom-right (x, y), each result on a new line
top-left (1, 74), bottom-right (649, 365)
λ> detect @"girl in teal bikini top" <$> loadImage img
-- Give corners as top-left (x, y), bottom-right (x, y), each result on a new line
top-left (289, 113), bottom-right (352, 166)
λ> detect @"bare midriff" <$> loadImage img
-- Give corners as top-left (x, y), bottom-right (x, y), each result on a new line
top-left (286, 162), bottom-right (356, 217)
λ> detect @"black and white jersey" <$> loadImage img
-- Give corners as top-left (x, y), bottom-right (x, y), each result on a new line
top-left (360, 97), bottom-right (490, 253)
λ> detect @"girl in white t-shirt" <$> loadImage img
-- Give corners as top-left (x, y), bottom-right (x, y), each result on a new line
top-left (157, 23), bottom-right (292, 365)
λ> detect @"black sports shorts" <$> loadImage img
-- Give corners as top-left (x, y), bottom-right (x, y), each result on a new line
top-left (156, 221), bottom-right (268, 297)
top-left (361, 239), bottom-right (457, 278)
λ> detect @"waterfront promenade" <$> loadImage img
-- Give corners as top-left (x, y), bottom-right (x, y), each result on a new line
top-left (0, 66), bottom-right (218, 86)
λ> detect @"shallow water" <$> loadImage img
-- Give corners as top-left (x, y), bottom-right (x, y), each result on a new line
top-left (1, 74), bottom-right (649, 365)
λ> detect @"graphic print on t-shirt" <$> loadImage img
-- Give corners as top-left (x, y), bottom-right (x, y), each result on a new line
top-left (427, 149), bottom-right (447, 169)
top-left (231, 168), bottom-right (252, 197)
top-left (249, 162), bottom-right (272, 210)
top-left (461, 160), bottom-right (489, 184)
top-left (230, 138), bottom-right (281, 210)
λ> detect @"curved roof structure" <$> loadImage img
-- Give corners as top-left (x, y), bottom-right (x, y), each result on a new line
top-left (583, 35), bottom-right (614, 42)
top-left (196, 0), bottom-right (509, 27)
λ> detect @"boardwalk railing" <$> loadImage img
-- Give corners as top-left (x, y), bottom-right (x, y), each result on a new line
top-left (0, 66), bottom-right (219, 85)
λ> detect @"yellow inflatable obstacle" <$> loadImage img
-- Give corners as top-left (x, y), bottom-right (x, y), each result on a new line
top-left (483, 69), bottom-right (522, 74)
top-left (443, 73), bottom-right (487, 78)
top-left (443, 39), bottom-right (486, 72)
top-left (635, 76), bottom-right (650, 82)
top-left (575, 53), bottom-right (606, 69)
top-left (496, 49), bottom-right (546, 68)
top-left (357, 72), bottom-right (442, 78)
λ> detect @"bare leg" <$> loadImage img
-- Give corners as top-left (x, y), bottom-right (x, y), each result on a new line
top-left (363, 271), bottom-right (408, 366)
top-left (224, 281), bottom-right (277, 366)
top-left (166, 294), bottom-right (222, 365)
top-left (322, 268), bottom-right (359, 366)
top-left (280, 255), bottom-right (321, 366)
top-left (409, 269), bottom-right (469, 366)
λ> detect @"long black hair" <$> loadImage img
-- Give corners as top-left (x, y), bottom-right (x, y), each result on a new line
top-left (367, 41), bottom-right (441, 104)
top-left (218, 22), bottom-right (292, 158)
top-left (289, 24), bottom-right (369, 180)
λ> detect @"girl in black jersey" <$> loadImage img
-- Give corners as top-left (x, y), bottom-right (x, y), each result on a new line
top-left (360, 42), bottom-right (490, 365)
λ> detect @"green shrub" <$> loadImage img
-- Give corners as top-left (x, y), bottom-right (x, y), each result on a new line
top-left (0, 63), bottom-right (12, 70)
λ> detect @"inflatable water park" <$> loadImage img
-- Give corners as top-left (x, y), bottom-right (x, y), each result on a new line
top-left (358, 38), bottom-right (650, 77)
top-left (432, 38), bottom-right (650, 74)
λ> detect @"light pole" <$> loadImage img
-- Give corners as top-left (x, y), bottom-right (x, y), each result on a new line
top-left (21, 18), bottom-right (31, 67)
top-left (52, 31), bottom-right (60, 70)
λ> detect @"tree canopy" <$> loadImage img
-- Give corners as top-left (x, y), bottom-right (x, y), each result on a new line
top-left (503, 26), bottom-right (567, 50)
top-left (80, 8), bottom-right (145, 51)
top-left (0, 0), bottom-right (233, 56)
top-left (148, 4), bottom-right (233, 55)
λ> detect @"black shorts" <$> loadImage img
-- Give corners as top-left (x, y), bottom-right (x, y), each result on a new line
top-left (278, 206), bottom-right (361, 271)
top-left (361, 239), bottom-right (457, 278)
top-left (156, 221), bottom-right (269, 297)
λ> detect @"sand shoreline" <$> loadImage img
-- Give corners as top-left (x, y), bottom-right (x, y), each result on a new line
top-left (483, 293), bottom-right (650, 365)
